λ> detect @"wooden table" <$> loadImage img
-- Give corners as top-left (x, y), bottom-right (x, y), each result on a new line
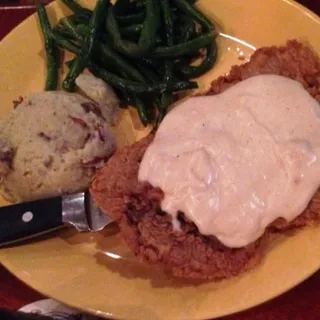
top-left (0, 1), bottom-right (320, 319)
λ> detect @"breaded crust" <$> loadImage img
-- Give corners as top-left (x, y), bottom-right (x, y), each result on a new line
top-left (91, 40), bottom-right (320, 280)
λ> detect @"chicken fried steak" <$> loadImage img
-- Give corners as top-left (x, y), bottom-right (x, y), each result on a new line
top-left (91, 40), bottom-right (320, 280)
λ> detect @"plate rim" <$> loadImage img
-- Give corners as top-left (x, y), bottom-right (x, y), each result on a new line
top-left (1, 0), bottom-right (320, 319)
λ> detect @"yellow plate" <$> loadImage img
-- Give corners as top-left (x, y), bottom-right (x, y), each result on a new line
top-left (1, 1), bottom-right (320, 319)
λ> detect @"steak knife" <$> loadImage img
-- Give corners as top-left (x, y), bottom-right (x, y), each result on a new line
top-left (0, 192), bottom-right (113, 247)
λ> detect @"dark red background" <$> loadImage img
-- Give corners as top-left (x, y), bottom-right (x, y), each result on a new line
top-left (0, 1), bottom-right (320, 319)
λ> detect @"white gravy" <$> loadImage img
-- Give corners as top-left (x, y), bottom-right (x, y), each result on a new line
top-left (138, 75), bottom-right (320, 248)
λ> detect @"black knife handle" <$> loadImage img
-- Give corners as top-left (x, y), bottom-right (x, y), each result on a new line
top-left (0, 196), bottom-right (63, 244)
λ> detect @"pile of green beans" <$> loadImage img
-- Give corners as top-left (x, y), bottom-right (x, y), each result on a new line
top-left (36, 0), bottom-right (218, 126)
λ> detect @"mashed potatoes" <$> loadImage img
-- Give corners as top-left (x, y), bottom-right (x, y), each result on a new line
top-left (0, 88), bottom-right (118, 202)
top-left (75, 73), bottom-right (119, 124)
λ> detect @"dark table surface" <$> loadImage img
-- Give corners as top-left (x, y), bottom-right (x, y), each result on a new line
top-left (0, 1), bottom-right (320, 319)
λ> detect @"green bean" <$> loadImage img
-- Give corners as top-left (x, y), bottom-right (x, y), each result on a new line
top-left (63, 0), bottom-right (109, 91)
top-left (139, 60), bottom-right (183, 84)
top-left (36, 3), bottom-right (59, 91)
top-left (120, 87), bottom-right (151, 126)
top-left (133, 95), bottom-right (149, 126)
top-left (131, 58), bottom-right (168, 127)
top-left (76, 23), bottom-right (110, 43)
top-left (173, 0), bottom-right (217, 78)
top-left (50, 30), bottom-right (80, 53)
top-left (96, 44), bottom-right (146, 83)
top-left (152, 32), bottom-right (215, 58)
top-left (114, 0), bottom-right (134, 15)
top-left (117, 11), bottom-right (145, 26)
top-left (136, 0), bottom-right (146, 8)
top-left (59, 17), bottom-right (82, 41)
top-left (106, 0), bottom-right (159, 58)
top-left (88, 62), bottom-right (153, 125)
top-left (88, 61), bottom-right (198, 94)
top-left (120, 92), bottom-right (134, 106)
top-left (173, 0), bottom-right (214, 32)
top-left (160, 1), bottom-right (173, 47)
top-left (75, 24), bottom-right (146, 83)
top-left (175, 16), bottom-right (197, 43)
top-left (136, 0), bottom-right (146, 7)
top-left (60, 0), bottom-right (92, 19)
top-left (116, 74), bottom-right (150, 125)
top-left (142, 58), bottom-right (162, 69)
top-left (106, 7), bottom-right (140, 56)
top-left (75, 23), bottom-right (88, 36)
top-left (135, 63), bottom-right (160, 83)
top-left (67, 13), bottom-right (90, 25)
top-left (140, 0), bottom-right (160, 50)
top-left (158, 0), bottom-right (174, 124)
top-left (156, 92), bottom-right (174, 125)
top-left (155, 35), bottom-right (165, 46)
top-left (65, 58), bottom-right (75, 69)
top-left (120, 24), bottom-right (143, 38)
top-left (180, 42), bottom-right (217, 78)
top-left (160, 0), bottom-right (174, 82)
top-left (114, 0), bottom-right (129, 12)
top-left (54, 23), bottom-right (75, 39)
top-left (140, 58), bottom-right (167, 79)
